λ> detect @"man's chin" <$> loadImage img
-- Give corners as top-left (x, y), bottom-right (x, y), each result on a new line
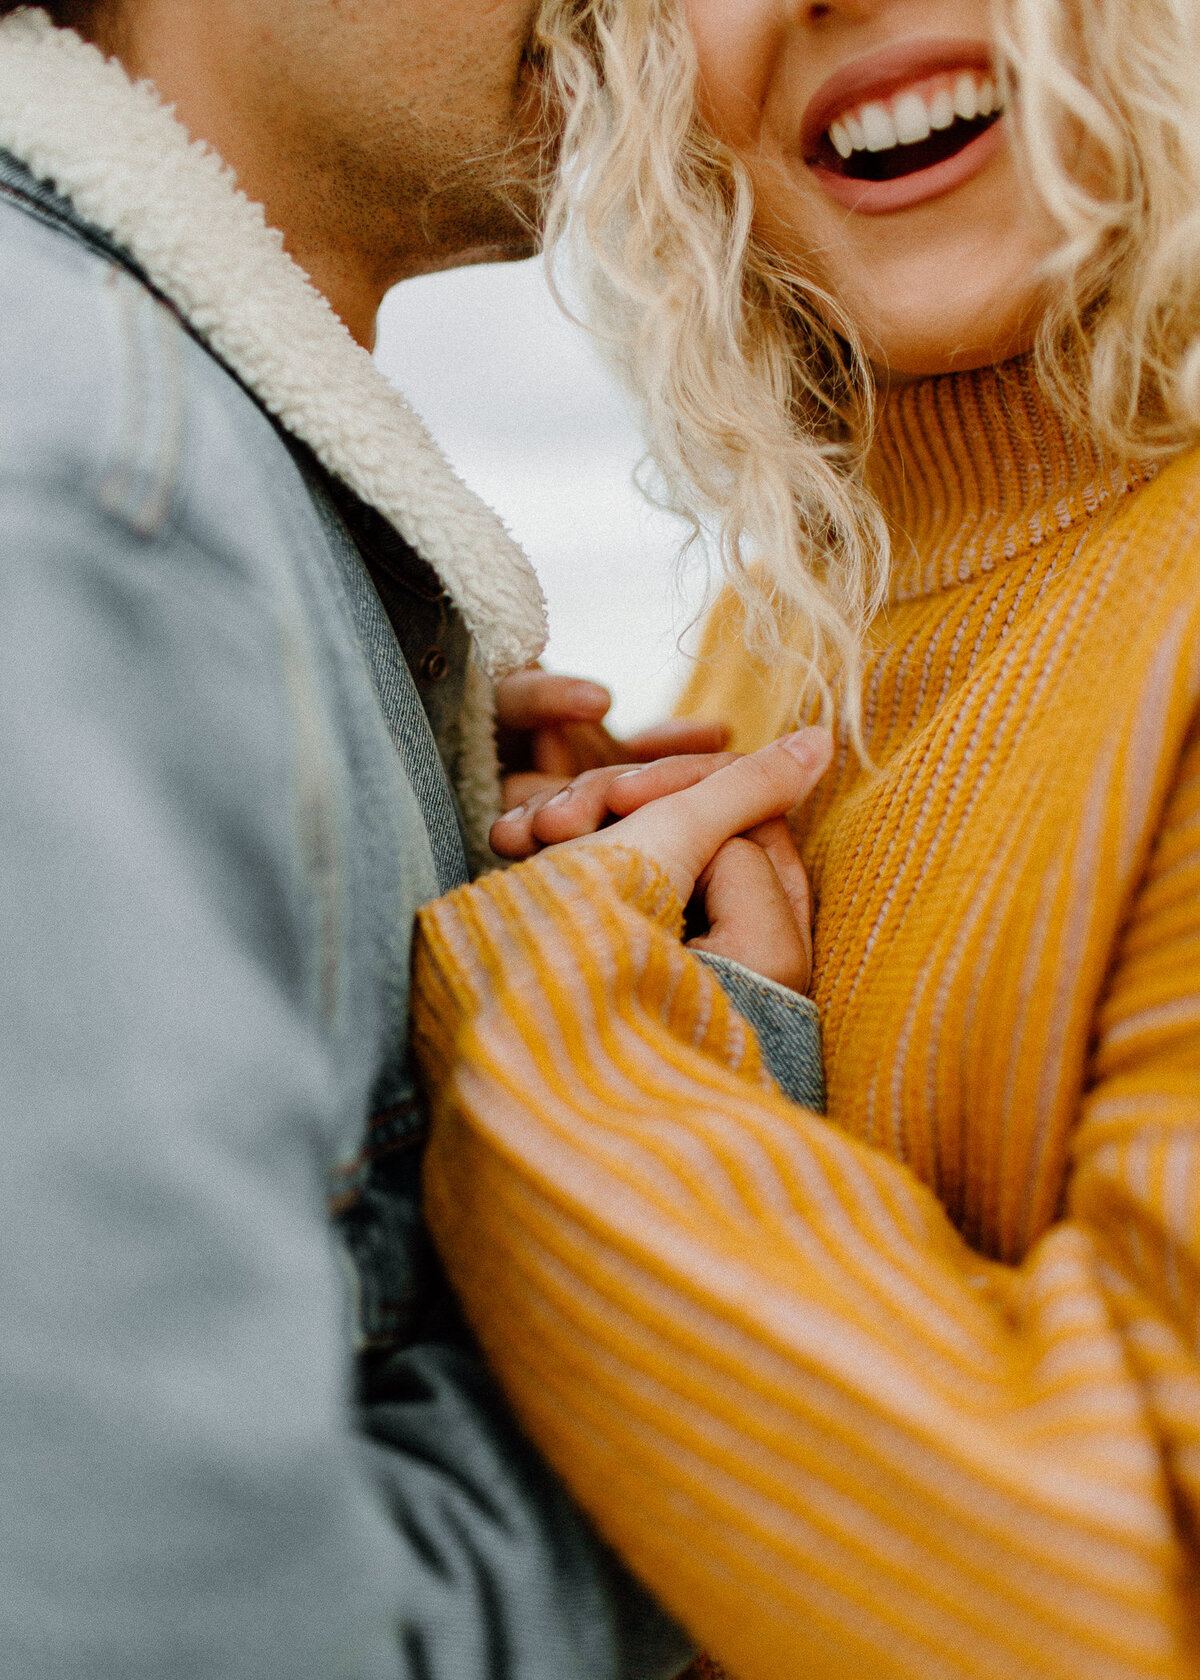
top-left (395, 152), bottom-right (549, 281)
top-left (404, 234), bottom-right (541, 279)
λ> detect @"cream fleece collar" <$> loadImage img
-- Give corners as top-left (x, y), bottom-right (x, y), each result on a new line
top-left (0, 8), bottom-right (547, 682)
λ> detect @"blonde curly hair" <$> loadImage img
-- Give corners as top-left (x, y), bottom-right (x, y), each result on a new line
top-left (530, 0), bottom-right (1200, 736)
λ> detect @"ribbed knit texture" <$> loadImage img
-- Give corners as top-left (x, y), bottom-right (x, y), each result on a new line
top-left (414, 361), bottom-right (1200, 1679)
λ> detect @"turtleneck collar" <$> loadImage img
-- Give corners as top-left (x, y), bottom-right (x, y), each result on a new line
top-left (866, 358), bottom-right (1155, 603)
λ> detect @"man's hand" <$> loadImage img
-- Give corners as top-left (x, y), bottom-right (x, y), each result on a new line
top-left (495, 668), bottom-right (729, 810)
top-left (690, 820), bottom-right (814, 993)
top-left (492, 730), bottom-right (832, 992)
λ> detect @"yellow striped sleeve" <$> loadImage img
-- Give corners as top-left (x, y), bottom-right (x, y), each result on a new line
top-left (414, 731), bottom-right (1200, 1680)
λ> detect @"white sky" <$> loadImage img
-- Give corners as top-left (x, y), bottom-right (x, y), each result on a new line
top-left (374, 258), bottom-right (708, 734)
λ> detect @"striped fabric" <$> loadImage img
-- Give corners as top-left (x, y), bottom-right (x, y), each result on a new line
top-left (414, 361), bottom-right (1200, 1679)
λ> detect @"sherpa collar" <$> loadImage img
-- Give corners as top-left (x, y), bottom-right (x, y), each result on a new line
top-left (0, 8), bottom-right (548, 681)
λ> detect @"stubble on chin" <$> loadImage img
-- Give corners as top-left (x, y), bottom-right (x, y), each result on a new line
top-left (406, 52), bottom-right (560, 271)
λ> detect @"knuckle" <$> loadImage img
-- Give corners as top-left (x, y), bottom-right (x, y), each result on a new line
top-left (737, 754), bottom-right (778, 800)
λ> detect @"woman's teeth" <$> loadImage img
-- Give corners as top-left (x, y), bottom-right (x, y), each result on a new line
top-left (827, 70), bottom-right (1002, 162)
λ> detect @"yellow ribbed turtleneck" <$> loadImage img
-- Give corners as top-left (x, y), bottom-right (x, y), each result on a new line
top-left (869, 358), bottom-right (1144, 599)
top-left (415, 361), bottom-right (1200, 1679)
top-left (680, 357), bottom-right (1156, 746)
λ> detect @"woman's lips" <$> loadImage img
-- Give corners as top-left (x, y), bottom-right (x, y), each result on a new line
top-left (811, 117), bottom-right (1006, 216)
top-left (801, 37), bottom-right (993, 154)
top-left (800, 37), bottom-right (1004, 216)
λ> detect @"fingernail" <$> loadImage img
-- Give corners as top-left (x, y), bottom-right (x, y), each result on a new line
top-left (566, 681), bottom-right (610, 713)
top-left (610, 766), bottom-right (648, 783)
top-left (779, 727), bottom-right (832, 767)
top-left (496, 803), bottom-right (527, 823)
top-left (543, 787), bottom-right (575, 809)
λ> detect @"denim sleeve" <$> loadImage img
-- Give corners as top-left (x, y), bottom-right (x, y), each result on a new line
top-left (0, 472), bottom-right (689, 1680)
top-left (696, 952), bottom-right (826, 1112)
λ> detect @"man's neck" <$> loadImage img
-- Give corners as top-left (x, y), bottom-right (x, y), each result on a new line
top-left (78, 0), bottom-right (544, 348)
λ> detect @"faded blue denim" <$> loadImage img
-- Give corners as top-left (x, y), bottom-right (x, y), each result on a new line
top-left (0, 155), bottom-right (693, 1680)
top-left (700, 954), bottom-right (826, 1111)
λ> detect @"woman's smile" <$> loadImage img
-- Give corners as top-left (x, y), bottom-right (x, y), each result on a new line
top-left (802, 42), bottom-right (1006, 214)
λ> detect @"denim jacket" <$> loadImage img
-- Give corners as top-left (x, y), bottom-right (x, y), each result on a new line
top-left (0, 22), bottom-right (821, 1680)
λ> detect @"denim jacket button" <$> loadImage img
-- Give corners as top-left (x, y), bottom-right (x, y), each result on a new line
top-left (419, 646), bottom-right (449, 683)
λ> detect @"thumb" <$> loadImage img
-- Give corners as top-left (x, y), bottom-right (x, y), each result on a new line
top-left (585, 727), bottom-right (832, 900)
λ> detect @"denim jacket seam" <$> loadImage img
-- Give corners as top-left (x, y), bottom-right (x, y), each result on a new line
top-left (94, 267), bottom-right (187, 540)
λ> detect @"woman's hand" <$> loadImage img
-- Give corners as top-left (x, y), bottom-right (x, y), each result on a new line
top-left (495, 668), bottom-right (729, 810)
top-left (493, 729), bottom-right (833, 992)
top-left (491, 750), bottom-right (740, 857)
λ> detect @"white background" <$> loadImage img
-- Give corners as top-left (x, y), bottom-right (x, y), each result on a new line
top-left (374, 258), bottom-right (708, 734)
